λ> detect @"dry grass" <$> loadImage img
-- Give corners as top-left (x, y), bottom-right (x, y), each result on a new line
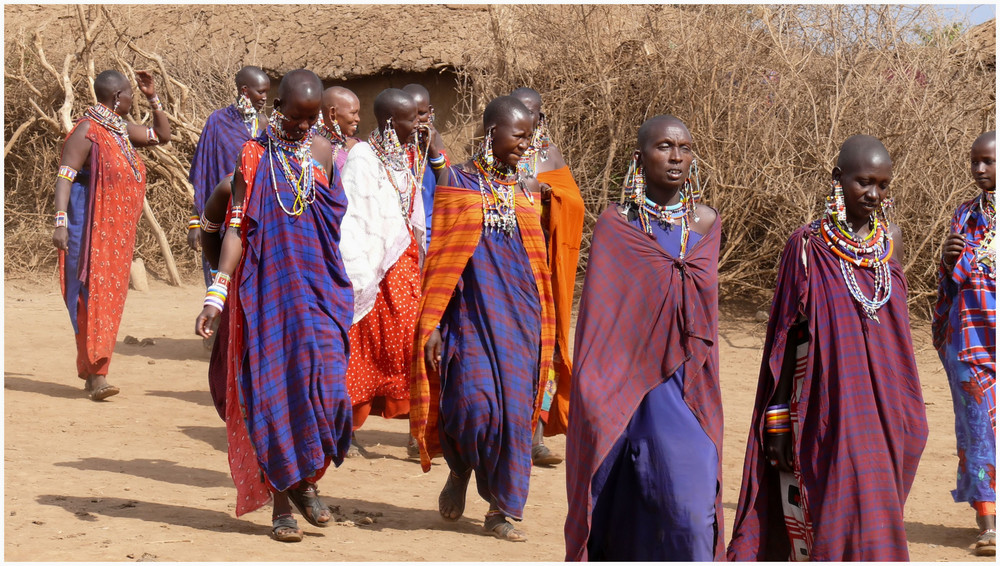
top-left (452, 5), bottom-right (995, 315)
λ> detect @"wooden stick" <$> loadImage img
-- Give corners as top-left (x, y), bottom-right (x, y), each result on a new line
top-left (141, 197), bottom-right (183, 286)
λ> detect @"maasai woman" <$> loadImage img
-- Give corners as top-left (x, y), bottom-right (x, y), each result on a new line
top-left (565, 116), bottom-right (723, 561)
top-left (188, 66), bottom-right (269, 286)
top-left (339, 88), bottom-right (437, 452)
top-left (53, 69), bottom-right (170, 401)
top-left (933, 130), bottom-right (996, 556)
top-left (511, 87), bottom-right (586, 466)
top-left (195, 69), bottom-right (353, 543)
top-left (410, 96), bottom-right (555, 542)
top-left (728, 135), bottom-right (928, 561)
top-left (317, 85), bottom-right (361, 174)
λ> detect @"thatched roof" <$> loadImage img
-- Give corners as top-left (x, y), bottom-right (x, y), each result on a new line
top-left (950, 18), bottom-right (996, 69)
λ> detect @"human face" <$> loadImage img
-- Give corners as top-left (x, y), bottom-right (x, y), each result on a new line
top-left (515, 95), bottom-right (541, 130)
top-left (273, 94), bottom-right (321, 142)
top-left (491, 113), bottom-right (534, 168)
top-left (412, 95), bottom-right (432, 125)
top-left (390, 101), bottom-right (419, 144)
top-left (639, 121), bottom-right (694, 195)
top-left (241, 78), bottom-right (270, 112)
top-left (333, 95), bottom-right (361, 137)
top-left (834, 153), bottom-right (893, 229)
top-left (114, 83), bottom-right (134, 116)
top-left (971, 138), bottom-right (996, 192)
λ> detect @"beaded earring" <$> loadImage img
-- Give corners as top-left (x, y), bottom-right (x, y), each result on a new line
top-left (826, 179), bottom-right (846, 223)
top-left (113, 97), bottom-right (120, 112)
top-left (382, 117), bottom-right (403, 156)
top-left (482, 128), bottom-right (495, 166)
top-left (536, 112), bottom-right (550, 160)
top-left (880, 196), bottom-right (894, 225)
top-left (333, 115), bottom-right (344, 138)
top-left (621, 153), bottom-right (645, 204)
top-left (236, 92), bottom-right (255, 117)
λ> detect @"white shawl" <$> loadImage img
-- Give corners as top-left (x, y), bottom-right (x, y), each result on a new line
top-left (340, 142), bottom-right (427, 324)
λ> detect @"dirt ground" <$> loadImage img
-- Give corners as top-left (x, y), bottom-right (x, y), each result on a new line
top-left (3, 274), bottom-right (993, 562)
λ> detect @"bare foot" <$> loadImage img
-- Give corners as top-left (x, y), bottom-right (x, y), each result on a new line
top-left (438, 468), bottom-right (471, 521)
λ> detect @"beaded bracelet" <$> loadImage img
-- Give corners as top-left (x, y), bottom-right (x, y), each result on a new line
top-left (429, 154), bottom-right (447, 170)
top-left (765, 403), bottom-right (791, 435)
top-left (203, 271), bottom-right (231, 312)
top-left (229, 205), bottom-right (243, 230)
top-left (57, 166), bottom-right (78, 182)
top-left (201, 212), bottom-right (222, 233)
top-left (147, 95), bottom-right (163, 112)
top-left (146, 127), bottom-right (159, 144)
top-left (55, 211), bottom-right (68, 228)
top-left (188, 214), bottom-right (201, 230)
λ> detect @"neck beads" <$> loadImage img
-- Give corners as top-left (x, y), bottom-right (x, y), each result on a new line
top-left (265, 121), bottom-right (315, 217)
top-left (819, 199), bottom-right (893, 321)
top-left (474, 153), bottom-right (524, 236)
top-left (974, 191), bottom-right (996, 277)
top-left (370, 125), bottom-right (419, 221)
top-left (85, 103), bottom-right (143, 182)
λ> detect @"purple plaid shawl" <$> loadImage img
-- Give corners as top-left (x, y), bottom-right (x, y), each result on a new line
top-left (189, 105), bottom-right (254, 214)
top-left (232, 137), bottom-right (354, 494)
top-left (728, 222), bottom-right (928, 561)
top-left (565, 206), bottom-right (724, 561)
top-left (436, 168), bottom-right (542, 520)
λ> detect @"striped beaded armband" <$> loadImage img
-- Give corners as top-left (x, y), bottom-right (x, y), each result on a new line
top-left (203, 272), bottom-right (231, 312)
top-left (57, 166), bottom-right (78, 182)
top-left (147, 95), bottom-right (163, 112)
top-left (228, 205), bottom-right (244, 229)
top-left (146, 127), bottom-right (159, 144)
top-left (200, 212), bottom-right (222, 233)
top-left (55, 211), bottom-right (68, 228)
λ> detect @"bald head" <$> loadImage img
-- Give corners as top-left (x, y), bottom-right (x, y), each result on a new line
top-left (483, 95), bottom-right (530, 130)
top-left (973, 130), bottom-right (996, 152)
top-left (637, 115), bottom-right (690, 149)
top-left (373, 88), bottom-right (415, 123)
top-left (323, 86), bottom-right (358, 109)
top-left (276, 69), bottom-right (322, 105)
top-left (836, 134), bottom-right (891, 171)
top-left (235, 66), bottom-right (269, 90)
top-left (402, 84), bottom-right (430, 105)
top-left (94, 70), bottom-right (128, 104)
top-left (511, 87), bottom-right (541, 107)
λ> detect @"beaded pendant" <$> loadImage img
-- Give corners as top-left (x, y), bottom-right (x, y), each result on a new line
top-left (974, 192), bottom-right (996, 278)
top-left (474, 158), bottom-right (519, 236)
top-left (266, 123), bottom-right (315, 217)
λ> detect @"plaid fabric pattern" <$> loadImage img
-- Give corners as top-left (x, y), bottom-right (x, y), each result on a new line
top-left (728, 223), bottom-right (928, 561)
top-left (224, 138), bottom-right (354, 516)
top-left (565, 206), bottom-right (724, 561)
top-left (536, 165), bottom-right (586, 436)
top-left (933, 197), bottom-right (996, 432)
top-left (410, 169), bottom-right (555, 476)
top-left (190, 106), bottom-right (255, 286)
top-left (437, 207), bottom-right (542, 519)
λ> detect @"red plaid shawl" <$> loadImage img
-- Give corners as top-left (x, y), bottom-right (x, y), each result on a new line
top-left (564, 206), bottom-right (724, 561)
top-left (728, 223), bottom-right (928, 561)
top-left (409, 183), bottom-right (556, 473)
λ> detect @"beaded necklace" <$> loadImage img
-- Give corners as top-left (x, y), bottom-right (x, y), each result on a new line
top-left (974, 191), bottom-right (996, 277)
top-left (84, 103), bottom-right (142, 182)
top-left (317, 123), bottom-right (347, 166)
top-left (473, 157), bottom-right (521, 236)
top-left (265, 122), bottom-right (315, 216)
top-left (818, 214), bottom-right (893, 321)
top-left (642, 196), bottom-right (691, 258)
top-left (369, 128), bottom-right (420, 221)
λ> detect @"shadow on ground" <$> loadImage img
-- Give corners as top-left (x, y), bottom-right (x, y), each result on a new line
top-left (52, 458), bottom-right (231, 489)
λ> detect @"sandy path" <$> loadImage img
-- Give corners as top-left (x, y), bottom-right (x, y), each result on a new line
top-left (3, 275), bottom-right (991, 561)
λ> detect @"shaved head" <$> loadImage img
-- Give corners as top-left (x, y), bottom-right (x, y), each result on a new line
top-left (402, 83), bottom-right (430, 105)
top-left (637, 115), bottom-right (690, 149)
top-left (323, 86), bottom-right (358, 109)
top-left (483, 95), bottom-right (530, 130)
top-left (235, 66), bottom-right (269, 89)
top-left (836, 134), bottom-right (891, 171)
top-left (510, 87), bottom-right (541, 107)
top-left (94, 70), bottom-right (128, 103)
top-left (373, 88), bottom-right (415, 123)
top-left (973, 130), bottom-right (996, 151)
top-left (276, 69), bottom-right (322, 105)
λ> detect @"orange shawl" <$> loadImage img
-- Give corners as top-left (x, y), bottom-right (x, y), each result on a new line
top-left (409, 184), bottom-right (556, 472)
top-left (537, 165), bottom-right (585, 435)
